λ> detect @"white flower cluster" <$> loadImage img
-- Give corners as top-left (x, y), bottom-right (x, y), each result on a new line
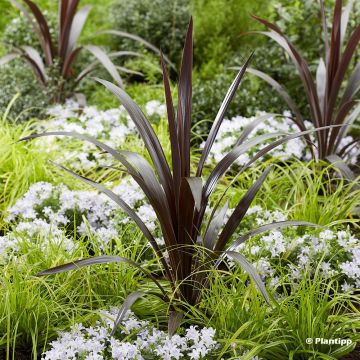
top-left (0, 220), bottom-right (76, 262)
top-left (234, 228), bottom-right (360, 292)
top-left (39, 99), bottom-right (358, 172)
top-left (5, 179), bottom-right (157, 253)
top-left (203, 111), bottom-right (359, 165)
top-left (5, 180), bottom-right (359, 294)
top-left (42, 310), bottom-right (218, 360)
top-left (5, 180), bottom-right (290, 260)
top-left (203, 111), bottom-right (309, 166)
top-left (39, 99), bottom-right (166, 170)
top-left (46, 99), bottom-right (136, 142)
top-left (145, 100), bottom-right (166, 118)
top-left (0, 233), bottom-right (19, 262)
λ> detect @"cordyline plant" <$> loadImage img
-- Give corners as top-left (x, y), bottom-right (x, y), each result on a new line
top-left (0, 0), bottom-right (170, 103)
top-left (21, 20), bottom-right (319, 332)
top-left (240, 0), bottom-right (360, 166)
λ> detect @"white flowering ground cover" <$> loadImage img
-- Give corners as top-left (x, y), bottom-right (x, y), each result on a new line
top-left (42, 310), bottom-right (218, 360)
top-left (234, 227), bottom-right (360, 294)
top-left (31, 101), bottom-right (359, 172)
top-left (3, 179), bottom-right (158, 252)
top-left (36, 99), bottom-right (166, 171)
top-left (203, 111), bottom-right (359, 166)
top-left (3, 180), bottom-right (359, 294)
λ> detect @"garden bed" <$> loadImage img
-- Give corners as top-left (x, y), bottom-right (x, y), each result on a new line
top-left (0, 0), bottom-right (359, 359)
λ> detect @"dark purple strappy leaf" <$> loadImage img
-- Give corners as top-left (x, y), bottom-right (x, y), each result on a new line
top-left (112, 291), bottom-right (145, 335)
top-left (22, 0), bottom-right (54, 65)
top-left (214, 166), bottom-right (272, 251)
top-left (196, 53), bottom-right (253, 177)
top-left (225, 251), bottom-right (270, 305)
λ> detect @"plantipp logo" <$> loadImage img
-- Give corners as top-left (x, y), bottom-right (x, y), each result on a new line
top-left (306, 338), bottom-right (353, 346)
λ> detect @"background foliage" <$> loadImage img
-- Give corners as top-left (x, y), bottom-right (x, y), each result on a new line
top-left (110, 0), bottom-right (190, 66)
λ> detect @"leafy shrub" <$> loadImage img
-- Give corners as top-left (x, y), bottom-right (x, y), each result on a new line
top-left (122, 53), bottom-right (164, 85)
top-left (191, 0), bottom-right (273, 75)
top-left (192, 52), bottom-right (296, 131)
top-left (2, 11), bottom-right (57, 52)
top-left (0, 61), bottom-right (49, 121)
top-left (192, 67), bottom-right (265, 127)
top-left (110, 0), bottom-right (190, 65)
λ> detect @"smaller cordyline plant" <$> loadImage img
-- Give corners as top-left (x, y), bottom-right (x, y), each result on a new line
top-left (0, 0), bottom-right (171, 103)
top-left (21, 19), bottom-right (321, 333)
top-left (240, 0), bottom-right (360, 169)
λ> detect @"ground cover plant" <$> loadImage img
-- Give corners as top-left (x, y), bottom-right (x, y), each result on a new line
top-left (0, 0), bottom-right (359, 359)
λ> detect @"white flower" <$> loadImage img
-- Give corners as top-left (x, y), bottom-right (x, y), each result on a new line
top-left (185, 326), bottom-right (200, 343)
top-left (320, 262), bottom-right (335, 277)
top-left (269, 276), bottom-right (280, 288)
top-left (261, 231), bottom-right (286, 257)
top-left (112, 178), bottom-right (145, 208)
top-left (145, 100), bottom-right (166, 117)
top-left (0, 234), bottom-right (19, 260)
top-left (255, 258), bottom-right (274, 278)
top-left (341, 281), bottom-right (354, 293)
top-left (111, 339), bottom-right (143, 360)
top-left (340, 261), bottom-right (360, 280)
top-left (319, 229), bottom-right (335, 241)
top-left (6, 182), bottom-right (54, 221)
top-left (137, 204), bottom-right (157, 232)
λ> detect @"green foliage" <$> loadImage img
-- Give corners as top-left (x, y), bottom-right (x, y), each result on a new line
top-left (2, 11), bottom-right (57, 52)
top-left (263, 276), bottom-right (359, 359)
top-left (84, 81), bottom-right (167, 112)
top-left (0, 116), bottom-right (78, 226)
top-left (0, 62), bottom-right (49, 121)
top-left (192, 67), bottom-right (252, 129)
top-left (0, 2), bottom-right (17, 54)
top-left (191, 0), bottom-right (273, 75)
top-left (264, 160), bottom-right (360, 226)
top-left (123, 53), bottom-right (164, 85)
top-left (127, 83), bottom-right (169, 107)
top-left (0, 230), bottom-right (143, 358)
top-left (197, 270), bottom-right (359, 359)
top-left (110, 0), bottom-right (190, 65)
